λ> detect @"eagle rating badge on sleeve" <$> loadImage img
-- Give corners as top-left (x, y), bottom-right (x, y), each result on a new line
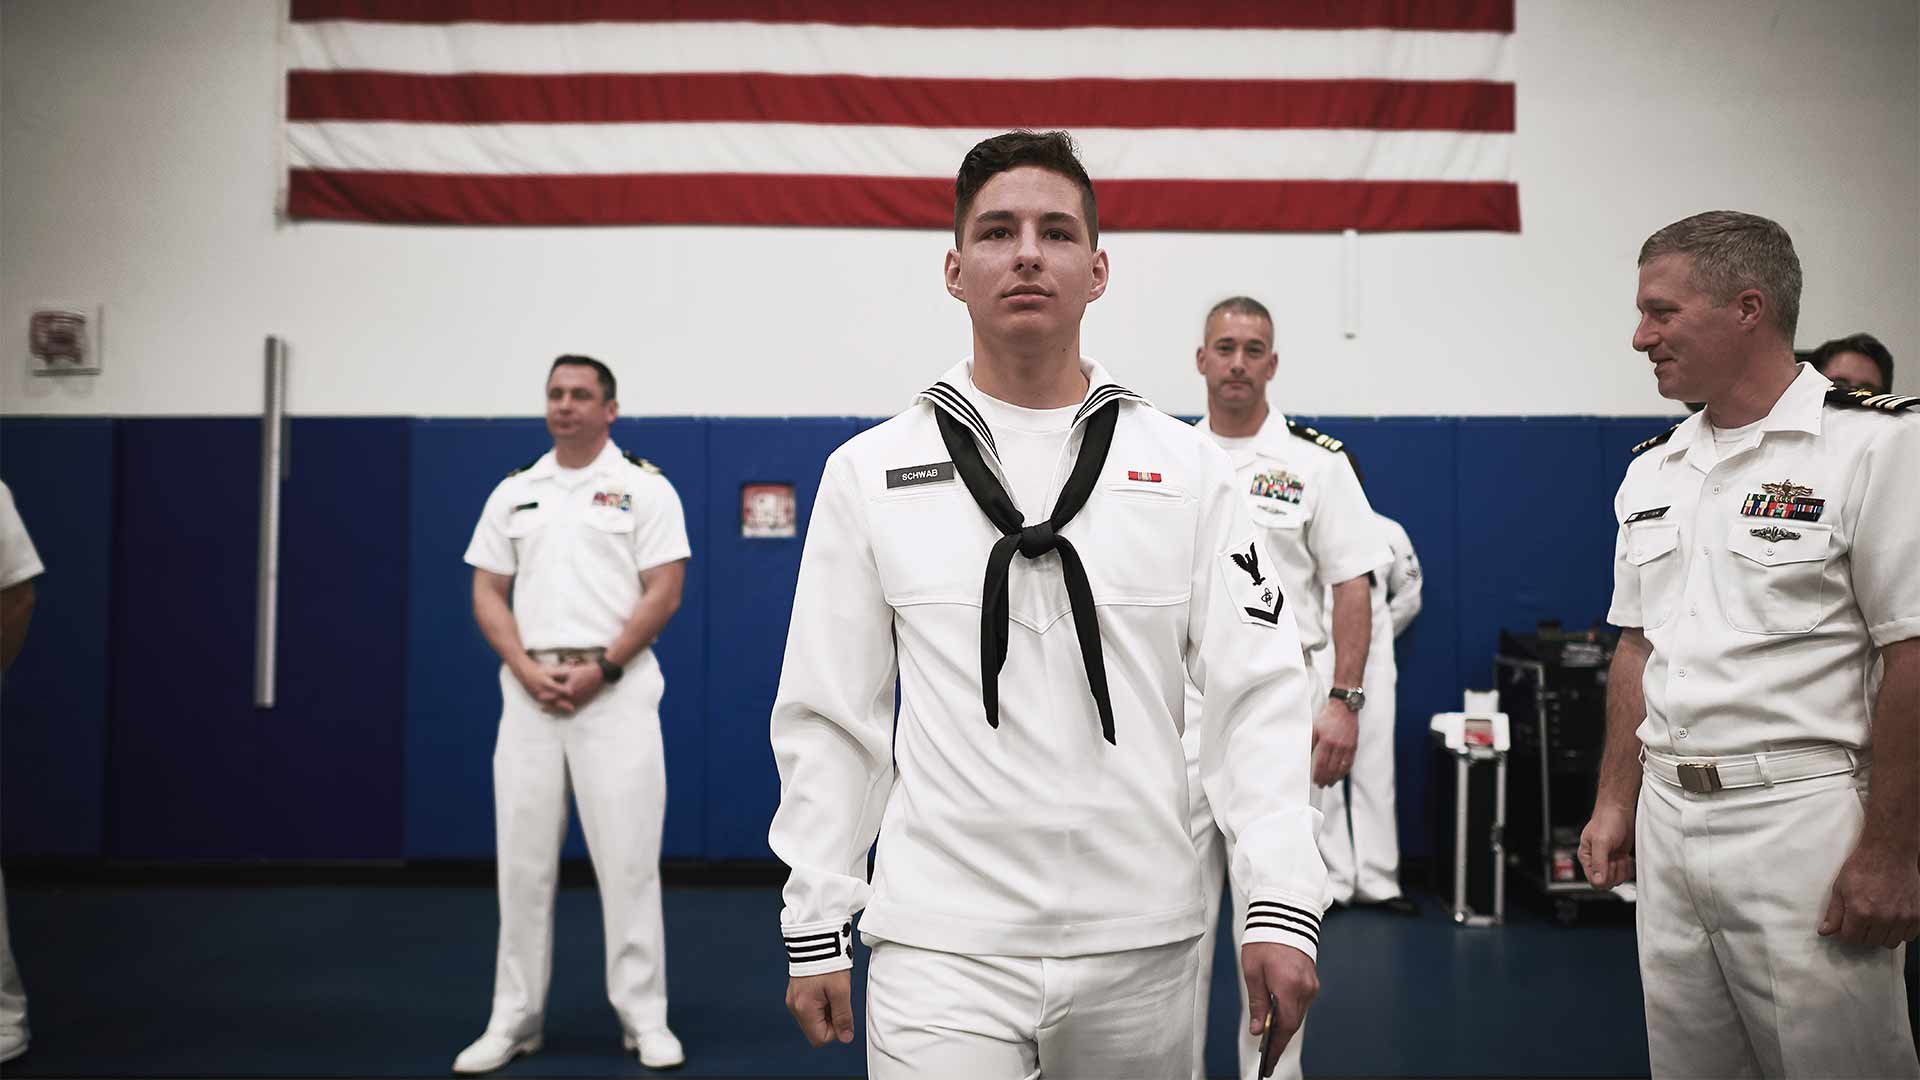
top-left (1222, 538), bottom-right (1285, 627)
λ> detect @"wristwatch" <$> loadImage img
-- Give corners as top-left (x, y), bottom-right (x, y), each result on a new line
top-left (596, 656), bottom-right (625, 684)
top-left (1329, 686), bottom-right (1366, 711)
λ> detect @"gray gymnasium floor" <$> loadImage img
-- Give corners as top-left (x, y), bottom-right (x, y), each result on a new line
top-left (2, 877), bottom-right (1648, 1077)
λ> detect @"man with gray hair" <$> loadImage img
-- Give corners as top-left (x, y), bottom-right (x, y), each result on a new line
top-left (1581, 210), bottom-right (1919, 1077)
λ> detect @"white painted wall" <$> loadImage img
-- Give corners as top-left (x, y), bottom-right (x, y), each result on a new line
top-left (2, 0), bottom-right (1915, 418)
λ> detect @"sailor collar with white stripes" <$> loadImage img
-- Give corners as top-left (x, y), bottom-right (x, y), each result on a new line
top-left (914, 360), bottom-right (1150, 746)
top-left (915, 362), bottom-right (1150, 464)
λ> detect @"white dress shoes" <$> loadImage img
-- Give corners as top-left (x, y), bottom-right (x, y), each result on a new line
top-left (623, 1027), bottom-right (685, 1069)
top-left (451, 1031), bottom-right (542, 1074)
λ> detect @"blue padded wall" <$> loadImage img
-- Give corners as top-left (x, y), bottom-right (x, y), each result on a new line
top-left (108, 419), bottom-right (409, 859)
top-left (628, 419), bottom-right (712, 861)
top-left (0, 419), bottom-right (115, 856)
top-left (403, 418), bottom-right (710, 860)
top-left (701, 418), bottom-right (869, 860)
top-left (269, 418), bottom-right (410, 857)
top-left (404, 419), bottom-right (548, 859)
top-left (1451, 419), bottom-right (1618, 690)
top-left (109, 419), bottom-right (260, 857)
top-left (3, 412), bottom-right (1687, 865)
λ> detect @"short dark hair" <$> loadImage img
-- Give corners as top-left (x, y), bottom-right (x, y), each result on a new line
top-left (1807, 332), bottom-right (1894, 390)
top-left (548, 354), bottom-right (616, 402)
top-left (1638, 211), bottom-right (1802, 339)
top-left (953, 130), bottom-right (1099, 249)
top-left (1204, 296), bottom-right (1274, 335)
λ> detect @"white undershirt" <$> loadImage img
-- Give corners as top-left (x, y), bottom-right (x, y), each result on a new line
top-left (1708, 417), bottom-right (1765, 459)
top-left (971, 387), bottom-right (1078, 525)
top-left (1209, 432), bottom-right (1257, 453)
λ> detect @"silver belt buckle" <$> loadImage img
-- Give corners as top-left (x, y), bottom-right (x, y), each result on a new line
top-left (1677, 762), bottom-right (1722, 793)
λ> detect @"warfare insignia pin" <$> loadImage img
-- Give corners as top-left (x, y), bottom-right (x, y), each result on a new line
top-left (1761, 479), bottom-right (1813, 501)
top-left (1741, 481), bottom-right (1824, 522)
top-left (1250, 469), bottom-right (1304, 505)
top-left (1749, 526), bottom-right (1801, 543)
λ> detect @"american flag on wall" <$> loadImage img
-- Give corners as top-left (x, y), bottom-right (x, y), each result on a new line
top-left (284, 1), bottom-right (1517, 231)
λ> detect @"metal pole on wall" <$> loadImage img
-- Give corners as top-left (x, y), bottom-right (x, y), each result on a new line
top-left (255, 336), bottom-right (288, 709)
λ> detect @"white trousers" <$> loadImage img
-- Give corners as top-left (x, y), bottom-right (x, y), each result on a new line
top-left (867, 938), bottom-right (1199, 1080)
top-left (1636, 769), bottom-right (1919, 1079)
top-left (485, 663), bottom-right (670, 1040)
top-left (0, 868), bottom-right (26, 1039)
top-left (1313, 637), bottom-right (1400, 904)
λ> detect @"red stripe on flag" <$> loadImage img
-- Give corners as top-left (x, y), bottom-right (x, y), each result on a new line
top-left (287, 171), bottom-right (1519, 232)
top-left (289, 0), bottom-right (1513, 32)
top-left (287, 73), bottom-right (1515, 132)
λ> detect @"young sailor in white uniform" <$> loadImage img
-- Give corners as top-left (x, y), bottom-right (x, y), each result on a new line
top-left (770, 132), bottom-right (1326, 1079)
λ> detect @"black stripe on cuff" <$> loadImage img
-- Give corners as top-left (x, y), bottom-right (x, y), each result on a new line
top-left (1247, 900), bottom-right (1320, 925)
top-left (1245, 918), bottom-right (1319, 946)
top-left (784, 922), bottom-right (852, 964)
top-left (1246, 901), bottom-right (1321, 940)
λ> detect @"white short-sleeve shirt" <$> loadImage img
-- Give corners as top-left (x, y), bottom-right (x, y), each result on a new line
top-left (464, 440), bottom-right (690, 652)
top-left (1607, 365), bottom-right (1920, 757)
top-left (1197, 412), bottom-right (1390, 658)
top-left (0, 481), bottom-right (45, 591)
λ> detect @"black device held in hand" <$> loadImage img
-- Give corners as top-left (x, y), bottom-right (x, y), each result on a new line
top-left (1258, 991), bottom-right (1281, 1078)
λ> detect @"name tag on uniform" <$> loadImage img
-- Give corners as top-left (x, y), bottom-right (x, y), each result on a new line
top-left (886, 461), bottom-right (955, 489)
top-left (512, 501), bottom-right (539, 513)
top-left (1624, 506), bottom-right (1669, 523)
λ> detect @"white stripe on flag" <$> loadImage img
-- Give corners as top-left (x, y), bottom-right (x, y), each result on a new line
top-left (288, 21), bottom-right (1513, 82)
top-left (286, 121), bottom-right (1513, 181)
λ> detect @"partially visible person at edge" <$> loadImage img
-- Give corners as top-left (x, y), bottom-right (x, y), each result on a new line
top-left (1808, 331), bottom-right (1894, 395)
top-left (0, 480), bottom-right (45, 1066)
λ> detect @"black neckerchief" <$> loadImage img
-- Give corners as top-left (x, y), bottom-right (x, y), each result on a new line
top-left (934, 400), bottom-right (1121, 744)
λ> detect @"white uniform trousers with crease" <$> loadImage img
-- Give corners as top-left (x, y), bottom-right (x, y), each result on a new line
top-left (484, 663), bottom-right (670, 1040)
top-left (868, 937), bottom-right (1199, 1080)
top-left (1636, 768), bottom-right (1919, 1079)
